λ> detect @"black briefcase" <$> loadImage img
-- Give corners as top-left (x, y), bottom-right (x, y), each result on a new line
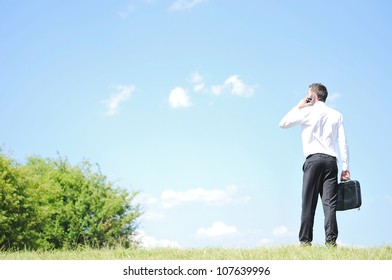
top-left (337, 180), bottom-right (362, 211)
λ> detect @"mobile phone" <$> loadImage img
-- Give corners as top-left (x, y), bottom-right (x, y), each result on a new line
top-left (306, 95), bottom-right (314, 103)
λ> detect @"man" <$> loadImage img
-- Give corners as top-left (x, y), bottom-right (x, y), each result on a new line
top-left (279, 83), bottom-right (350, 247)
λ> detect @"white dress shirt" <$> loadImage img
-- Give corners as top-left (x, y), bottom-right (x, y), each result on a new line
top-left (279, 101), bottom-right (349, 171)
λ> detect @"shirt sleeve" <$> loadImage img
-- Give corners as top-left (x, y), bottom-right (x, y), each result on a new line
top-left (338, 117), bottom-right (350, 171)
top-left (279, 105), bottom-right (309, 128)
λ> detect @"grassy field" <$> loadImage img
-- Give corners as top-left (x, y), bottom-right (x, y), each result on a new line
top-left (1, 245), bottom-right (392, 260)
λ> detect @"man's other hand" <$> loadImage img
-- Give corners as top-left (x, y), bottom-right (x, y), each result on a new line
top-left (341, 170), bottom-right (351, 181)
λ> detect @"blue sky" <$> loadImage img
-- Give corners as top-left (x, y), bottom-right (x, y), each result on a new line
top-left (1, 0), bottom-right (391, 248)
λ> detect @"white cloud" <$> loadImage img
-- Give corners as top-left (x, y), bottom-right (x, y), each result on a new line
top-left (197, 221), bottom-right (238, 237)
top-left (211, 75), bottom-right (255, 97)
top-left (190, 71), bottom-right (203, 84)
top-left (141, 211), bottom-right (165, 221)
top-left (135, 230), bottom-right (180, 248)
top-left (272, 226), bottom-right (292, 238)
top-left (170, 71), bottom-right (255, 107)
top-left (104, 84), bottom-right (135, 116)
top-left (257, 226), bottom-right (295, 246)
top-left (169, 0), bottom-right (206, 11)
top-left (259, 238), bottom-right (274, 246)
top-left (193, 83), bottom-right (205, 92)
top-left (133, 193), bottom-right (165, 221)
top-left (328, 92), bottom-right (341, 102)
top-left (190, 71), bottom-right (205, 92)
top-left (168, 87), bottom-right (192, 108)
top-left (211, 84), bottom-right (225, 96)
top-left (161, 185), bottom-right (249, 208)
top-left (117, 1), bottom-right (156, 18)
top-left (271, 225), bottom-right (295, 240)
top-left (224, 75), bottom-right (255, 97)
top-left (117, 5), bottom-right (136, 18)
top-left (134, 193), bottom-right (159, 206)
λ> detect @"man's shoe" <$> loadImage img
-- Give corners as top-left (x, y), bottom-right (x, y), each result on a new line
top-left (325, 241), bottom-right (337, 248)
top-left (300, 241), bottom-right (312, 247)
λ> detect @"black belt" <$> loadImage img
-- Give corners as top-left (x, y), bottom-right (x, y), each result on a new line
top-left (306, 153), bottom-right (336, 160)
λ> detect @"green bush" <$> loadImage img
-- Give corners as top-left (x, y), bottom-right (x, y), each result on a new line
top-left (0, 154), bottom-right (36, 249)
top-left (0, 152), bottom-right (141, 250)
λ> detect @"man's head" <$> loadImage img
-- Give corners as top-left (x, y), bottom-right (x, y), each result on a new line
top-left (308, 83), bottom-right (328, 102)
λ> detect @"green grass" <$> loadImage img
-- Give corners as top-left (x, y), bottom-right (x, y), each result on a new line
top-left (1, 245), bottom-right (392, 260)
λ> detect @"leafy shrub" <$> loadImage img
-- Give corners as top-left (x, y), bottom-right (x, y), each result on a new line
top-left (0, 153), bottom-right (141, 250)
top-left (0, 154), bottom-right (37, 249)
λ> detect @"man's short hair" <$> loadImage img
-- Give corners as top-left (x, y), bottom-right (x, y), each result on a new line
top-left (309, 83), bottom-right (328, 102)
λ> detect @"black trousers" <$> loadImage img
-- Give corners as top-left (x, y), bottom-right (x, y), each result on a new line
top-left (299, 153), bottom-right (338, 244)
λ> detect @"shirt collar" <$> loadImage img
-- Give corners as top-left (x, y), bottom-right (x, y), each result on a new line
top-left (314, 101), bottom-right (326, 107)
